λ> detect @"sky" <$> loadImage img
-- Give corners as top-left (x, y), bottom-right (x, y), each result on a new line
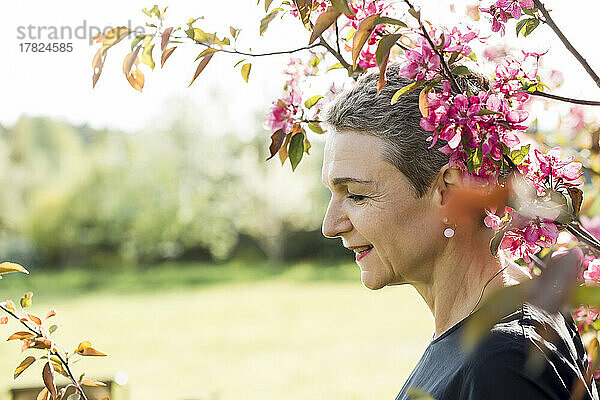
top-left (1, 0), bottom-right (600, 136)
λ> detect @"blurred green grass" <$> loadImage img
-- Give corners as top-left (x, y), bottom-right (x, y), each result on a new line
top-left (0, 262), bottom-right (432, 400)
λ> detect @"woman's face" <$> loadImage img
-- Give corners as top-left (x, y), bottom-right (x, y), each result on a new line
top-left (321, 131), bottom-right (443, 289)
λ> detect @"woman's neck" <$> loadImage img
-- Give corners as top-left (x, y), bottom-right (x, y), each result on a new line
top-left (411, 234), bottom-right (513, 339)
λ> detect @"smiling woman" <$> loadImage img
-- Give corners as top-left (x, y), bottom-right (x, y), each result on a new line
top-left (319, 63), bottom-right (599, 400)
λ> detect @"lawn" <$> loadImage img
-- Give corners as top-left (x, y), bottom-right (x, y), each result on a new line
top-left (0, 262), bottom-right (433, 400)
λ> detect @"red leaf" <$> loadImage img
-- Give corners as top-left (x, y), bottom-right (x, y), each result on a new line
top-left (309, 7), bottom-right (342, 45)
top-left (188, 53), bottom-right (214, 87)
top-left (267, 129), bottom-right (286, 161)
top-left (161, 27), bottom-right (173, 51)
top-left (161, 47), bottom-right (176, 68)
top-left (42, 362), bottom-right (57, 400)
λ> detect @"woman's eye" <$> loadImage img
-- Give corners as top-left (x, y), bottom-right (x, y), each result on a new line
top-left (347, 194), bottom-right (367, 203)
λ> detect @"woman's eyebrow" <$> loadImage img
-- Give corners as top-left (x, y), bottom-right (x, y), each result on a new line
top-left (330, 177), bottom-right (375, 187)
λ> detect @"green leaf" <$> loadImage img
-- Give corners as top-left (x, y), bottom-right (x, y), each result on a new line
top-left (49, 324), bottom-right (59, 334)
top-left (327, 63), bottom-right (344, 71)
top-left (523, 18), bottom-right (540, 37)
top-left (20, 292), bottom-right (33, 309)
top-left (14, 356), bottom-right (36, 379)
top-left (142, 5), bottom-right (161, 19)
top-left (478, 109), bottom-right (502, 116)
top-left (304, 95), bottom-right (323, 109)
top-left (490, 229), bottom-right (506, 257)
top-left (522, 7), bottom-right (536, 16)
top-left (260, 9), bottom-right (280, 36)
top-left (331, 0), bottom-right (355, 16)
top-left (408, 8), bottom-right (421, 21)
top-left (390, 80), bottom-right (425, 104)
top-left (472, 146), bottom-right (483, 173)
top-left (289, 132), bottom-right (305, 171)
top-left (131, 34), bottom-right (147, 50)
top-left (308, 122), bottom-right (325, 134)
top-left (375, 33), bottom-right (403, 92)
top-left (509, 144), bottom-right (530, 165)
top-left (452, 65), bottom-right (470, 76)
top-left (241, 63), bottom-right (252, 82)
top-left (233, 58), bottom-right (247, 68)
top-left (373, 17), bottom-right (407, 28)
top-left (407, 387), bottom-right (434, 400)
top-left (515, 19), bottom-right (529, 36)
top-left (141, 44), bottom-right (155, 70)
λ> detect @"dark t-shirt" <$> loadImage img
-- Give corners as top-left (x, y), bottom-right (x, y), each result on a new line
top-left (395, 302), bottom-right (599, 400)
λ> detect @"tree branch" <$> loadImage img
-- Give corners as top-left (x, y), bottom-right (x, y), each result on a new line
top-left (171, 35), bottom-right (322, 57)
top-left (402, 0), bottom-right (460, 92)
top-left (532, 0), bottom-right (600, 89)
top-left (527, 90), bottom-right (600, 106)
top-left (317, 37), bottom-right (352, 71)
top-left (0, 303), bottom-right (90, 400)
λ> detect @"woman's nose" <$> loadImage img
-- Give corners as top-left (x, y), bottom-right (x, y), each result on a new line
top-left (322, 199), bottom-right (352, 238)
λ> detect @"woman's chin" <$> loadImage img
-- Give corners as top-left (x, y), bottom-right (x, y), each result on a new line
top-left (360, 270), bottom-right (387, 290)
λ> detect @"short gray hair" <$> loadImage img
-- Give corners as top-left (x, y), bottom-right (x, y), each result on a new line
top-left (323, 63), bottom-right (450, 197)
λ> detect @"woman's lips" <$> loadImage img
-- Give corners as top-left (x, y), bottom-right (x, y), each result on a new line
top-left (355, 247), bottom-right (373, 261)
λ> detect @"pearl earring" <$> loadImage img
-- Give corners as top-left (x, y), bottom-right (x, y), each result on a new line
top-left (442, 217), bottom-right (455, 238)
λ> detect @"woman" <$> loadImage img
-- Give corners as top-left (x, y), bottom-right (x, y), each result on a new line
top-left (320, 64), bottom-right (598, 400)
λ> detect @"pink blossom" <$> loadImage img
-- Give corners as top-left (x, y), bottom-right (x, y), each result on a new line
top-left (519, 148), bottom-right (583, 195)
top-left (583, 258), bottom-right (600, 285)
top-left (581, 216), bottom-right (600, 241)
top-left (398, 42), bottom-right (441, 81)
top-left (499, 230), bottom-right (540, 262)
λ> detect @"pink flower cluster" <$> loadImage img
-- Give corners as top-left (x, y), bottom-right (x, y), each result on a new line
top-left (345, 0), bottom-right (401, 68)
top-left (417, 80), bottom-right (525, 180)
top-left (518, 148), bottom-right (584, 196)
top-left (399, 26), bottom-right (480, 82)
top-left (264, 58), bottom-right (315, 134)
top-left (480, 0), bottom-right (534, 36)
top-left (485, 206), bottom-right (559, 262)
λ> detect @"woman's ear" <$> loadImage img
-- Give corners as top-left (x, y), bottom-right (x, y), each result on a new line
top-left (432, 166), bottom-right (464, 207)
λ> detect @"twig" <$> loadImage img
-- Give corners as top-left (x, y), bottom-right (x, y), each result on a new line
top-left (0, 303), bottom-right (90, 400)
top-left (527, 90), bottom-right (600, 106)
top-left (335, 20), bottom-right (342, 57)
top-left (402, 0), bottom-right (460, 92)
top-left (171, 35), bottom-right (321, 57)
top-left (532, 0), bottom-right (600, 89)
top-left (317, 37), bottom-right (352, 71)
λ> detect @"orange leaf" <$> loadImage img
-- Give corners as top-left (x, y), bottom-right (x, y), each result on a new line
top-left (161, 47), bottom-right (176, 68)
top-left (27, 314), bottom-right (42, 326)
top-left (278, 133), bottom-right (292, 165)
top-left (309, 6), bottom-right (342, 45)
top-left (419, 88), bottom-right (430, 117)
top-left (352, 14), bottom-right (379, 69)
top-left (45, 309), bottom-right (56, 319)
top-left (123, 45), bottom-right (142, 77)
top-left (42, 362), bottom-right (57, 400)
top-left (82, 379), bottom-right (107, 387)
top-left (7, 331), bottom-right (35, 341)
top-left (77, 346), bottom-right (107, 357)
top-left (188, 53), bottom-right (214, 87)
top-left (161, 27), bottom-right (173, 51)
top-left (36, 388), bottom-right (49, 400)
top-left (92, 48), bottom-right (107, 88)
top-left (91, 32), bottom-right (104, 44)
top-left (0, 316), bottom-right (7, 324)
